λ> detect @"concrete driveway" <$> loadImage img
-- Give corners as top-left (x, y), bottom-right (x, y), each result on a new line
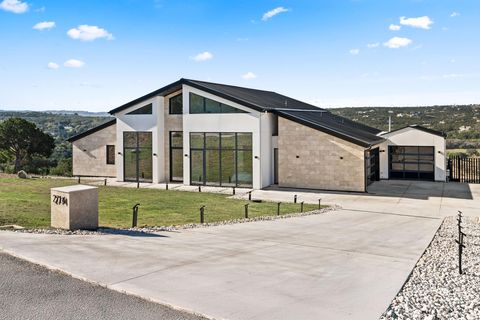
top-left (0, 180), bottom-right (476, 320)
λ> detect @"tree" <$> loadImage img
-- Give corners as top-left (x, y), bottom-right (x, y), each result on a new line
top-left (0, 118), bottom-right (55, 173)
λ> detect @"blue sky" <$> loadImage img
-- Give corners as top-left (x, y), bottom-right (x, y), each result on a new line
top-left (0, 0), bottom-right (479, 111)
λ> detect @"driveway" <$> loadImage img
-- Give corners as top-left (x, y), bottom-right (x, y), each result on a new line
top-left (0, 180), bottom-right (476, 320)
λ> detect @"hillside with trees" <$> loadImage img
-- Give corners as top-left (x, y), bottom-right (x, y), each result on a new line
top-left (329, 105), bottom-right (480, 152)
top-left (0, 111), bottom-right (112, 175)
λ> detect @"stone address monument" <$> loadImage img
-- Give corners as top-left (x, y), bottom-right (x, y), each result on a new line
top-left (51, 185), bottom-right (98, 230)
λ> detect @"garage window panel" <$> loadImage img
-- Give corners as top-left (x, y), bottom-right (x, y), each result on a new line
top-left (388, 146), bottom-right (435, 181)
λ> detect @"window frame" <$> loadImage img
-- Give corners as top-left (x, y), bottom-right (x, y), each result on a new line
top-left (126, 103), bottom-right (153, 115)
top-left (106, 145), bottom-right (115, 165)
top-left (188, 93), bottom-right (247, 114)
top-left (169, 131), bottom-right (184, 182)
top-left (169, 93), bottom-right (183, 115)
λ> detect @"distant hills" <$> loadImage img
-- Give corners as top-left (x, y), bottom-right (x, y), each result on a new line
top-left (329, 105), bottom-right (480, 141)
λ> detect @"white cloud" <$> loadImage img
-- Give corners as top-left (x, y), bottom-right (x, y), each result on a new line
top-left (367, 42), bottom-right (380, 48)
top-left (33, 21), bottom-right (56, 31)
top-left (47, 62), bottom-right (59, 69)
top-left (64, 59), bottom-right (85, 68)
top-left (0, 0), bottom-right (28, 13)
top-left (383, 37), bottom-right (412, 49)
top-left (450, 12), bottom-right (460, 17)
top-left (262, 7), bottom-right (289, 21)
top-left (191, 51), bottom-right (213, 62)
top-left (67, 25), bottom-right (114, 41)
top-left (242, 72), bottom-right (257, 80)
top-left (349, 49), bottom-right (360, 55)
top-left (389, 24), bottom-right (401, 31)
top-left (399, 16), bottom-right (433, 29)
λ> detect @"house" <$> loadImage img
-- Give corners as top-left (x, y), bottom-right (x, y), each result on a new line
top-left (68, 78), bottom-right (446, 192)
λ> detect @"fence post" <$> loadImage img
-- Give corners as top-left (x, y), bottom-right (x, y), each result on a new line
top-left (132, 203), bottom-right (140, 228)
top-left (244, 203), bottom-right (249, 219)
top-left (200, 206), bottom-right (205, 224)
top-left (277, 202), bottom-right (281, 216)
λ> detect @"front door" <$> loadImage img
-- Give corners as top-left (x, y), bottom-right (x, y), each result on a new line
top-left (123, 132), bottom-right (153, 183)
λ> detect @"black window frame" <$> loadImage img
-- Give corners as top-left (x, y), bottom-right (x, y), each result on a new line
top-left (169, 93), bottom-right (183, 115)
top-left (106, 145), bottom-right (115, 165)
top-left (169, 131), bottom-right (183, 182)
top-left (388, 146), bottom-right (435, 180)
top-left (188, 93), bottom-right (247, 114)
top-left (126, 103), bottom-right (153, 115)
top-left (189, 132), bottom-right (253, 187)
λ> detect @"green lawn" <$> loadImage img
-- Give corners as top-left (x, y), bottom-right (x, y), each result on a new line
top-left (0, 177), bottom-right (321, 229)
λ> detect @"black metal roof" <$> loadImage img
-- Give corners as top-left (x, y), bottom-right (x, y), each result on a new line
top-left (67, 118), bottom-right (116, 142)
top-left (276, 110), bottom-right (384, 147)
top-left (106, 78), bottom-right (385, 147)
top-left (382, 124), bottom-right (446, 138)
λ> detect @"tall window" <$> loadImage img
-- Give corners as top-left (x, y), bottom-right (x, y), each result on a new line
top-left (189, 132), bottom-right (252, 187)
top-left (169, 131), bottom-right (183, 181)
top-left (106, 145), bottom-right (115, 165)
top-left (189, 93), bottom-right (247, 114)
top-left (169, 93), bottom-right (183, 114)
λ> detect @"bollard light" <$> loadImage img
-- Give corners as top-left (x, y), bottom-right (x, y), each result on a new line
top-left (132, 203), bottom-right (140, 228)
top-left (200, 205), bottom-right (205, 224)
top-left (244, 203), bottom-right (249, 219)
top-left (301, 201), bottom-right (304, 213)
top-left (277, 202), bottom-right (281, 216)
top-left (294, 195), bottom-right (297, 204)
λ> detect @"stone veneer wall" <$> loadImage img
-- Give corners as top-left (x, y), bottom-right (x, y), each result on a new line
top-left (72, 123), bottom-right (117, 177)
top-left (277, 117), bottom-right (366, 192)
top-left (163, 95), bottom-right (183, 181)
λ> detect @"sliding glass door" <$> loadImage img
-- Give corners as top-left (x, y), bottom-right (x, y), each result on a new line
top-left (190, 132), bottom-right (252, 187)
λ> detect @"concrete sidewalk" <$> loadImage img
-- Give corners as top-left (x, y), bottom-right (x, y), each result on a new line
top-left (0, 209), bottom-right (441, 320)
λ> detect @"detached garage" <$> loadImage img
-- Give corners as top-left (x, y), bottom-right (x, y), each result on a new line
top-left (376, 125), bottom-right (446, 182)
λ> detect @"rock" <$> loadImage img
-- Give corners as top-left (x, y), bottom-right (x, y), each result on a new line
top-left (17, 170), bottom-right (28, 179)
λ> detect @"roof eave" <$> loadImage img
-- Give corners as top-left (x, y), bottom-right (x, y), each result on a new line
top-left (67, 119), bottom-right (116, 143)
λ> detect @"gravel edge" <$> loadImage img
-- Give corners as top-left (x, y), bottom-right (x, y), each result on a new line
top-left (3, 205), bottom-right (338, 235)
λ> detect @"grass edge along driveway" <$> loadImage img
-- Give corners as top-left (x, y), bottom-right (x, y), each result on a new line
top-left (0, 177), bottom-right (321, 229)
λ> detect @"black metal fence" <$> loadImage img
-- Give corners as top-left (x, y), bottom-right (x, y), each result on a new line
top-left (448, 156), bottom-right (480, 183)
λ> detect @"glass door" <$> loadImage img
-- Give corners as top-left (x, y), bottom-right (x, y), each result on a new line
top-left (123, 132), bottom-right (153, 183)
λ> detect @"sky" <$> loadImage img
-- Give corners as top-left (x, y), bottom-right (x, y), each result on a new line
top-left (0, 0), bottom-right (479, 111)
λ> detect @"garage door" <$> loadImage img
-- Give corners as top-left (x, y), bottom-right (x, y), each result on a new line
top-left (389, 146), bottom-right (434, 180)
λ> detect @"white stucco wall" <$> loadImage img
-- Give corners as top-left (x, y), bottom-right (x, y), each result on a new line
top-left (377, 127), bottom-right (446, 181)
top-left (114, 96), bottom-right (163, 183)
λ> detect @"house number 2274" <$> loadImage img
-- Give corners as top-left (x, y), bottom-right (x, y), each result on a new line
top-left (52, 195), bottom-right (68, 206)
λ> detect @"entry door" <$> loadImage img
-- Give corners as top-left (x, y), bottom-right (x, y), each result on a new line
top-left (123, 132), bottom-right (153, 182)
top-left (389, 146), bottom-right (434, 180)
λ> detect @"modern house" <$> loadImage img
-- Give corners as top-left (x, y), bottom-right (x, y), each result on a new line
top-left (68, 78), bottom-right (446, 192)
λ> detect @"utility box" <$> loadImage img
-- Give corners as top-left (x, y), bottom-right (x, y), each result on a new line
top-left (51, 185), bottom-right (98, 230)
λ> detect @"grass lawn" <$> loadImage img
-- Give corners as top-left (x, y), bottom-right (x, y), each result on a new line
top-left (0, 177), bottom-right (321, 229)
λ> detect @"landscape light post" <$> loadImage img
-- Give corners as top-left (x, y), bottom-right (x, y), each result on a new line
top-left (132, 203), bottom-right (140, 228)
top-left (244, 203), bottom-right (249, 219)
top-left (301, 201), bottom-right (304, 213)
top-left (294, 195), bottom-right (297, 204)
top-left (318, 198), bottom-right (322, 209)
top-left (277, 202), bottom-right (281, 216)
top-left (200, 206), bottom-right (205, 224)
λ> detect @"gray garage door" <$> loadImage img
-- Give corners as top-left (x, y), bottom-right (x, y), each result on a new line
top-left (389, 146), bottom-right (435, 180)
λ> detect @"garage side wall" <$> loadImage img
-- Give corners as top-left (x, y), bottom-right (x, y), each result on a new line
top-left (278, 117), bottom-right (366, 192)
top-left (72, 124), bottom-right (116, 177)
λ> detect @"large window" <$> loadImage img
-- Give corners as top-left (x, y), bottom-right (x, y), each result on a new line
top-left (123, 132), bottom-right (153, 182)
top-left (189, 132), bottom-right (252, 187)
top-left (169, 131), bottom-right (183, 181)
top-left (169, 93), bottom-right (183, 114)
top-left (189, 93), bottom-right (247, 114)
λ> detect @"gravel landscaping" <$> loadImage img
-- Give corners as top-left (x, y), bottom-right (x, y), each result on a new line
top-left (4, 205), bottom-right (337, 236)
top-left (380, 216), bottom-right (480, 320)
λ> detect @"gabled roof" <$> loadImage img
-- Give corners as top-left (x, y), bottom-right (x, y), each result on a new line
top-left (67, 119), bottom-right (116, 142)
top-left (381, 124), bottom-right (446, 138)
top-left (107, 78), bottom-right (384, 147)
